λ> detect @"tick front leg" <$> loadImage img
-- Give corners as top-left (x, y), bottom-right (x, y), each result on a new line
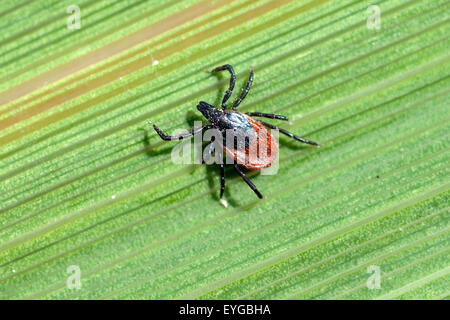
top-left (210, 64), bottom-right (236, 110)
top-left (233, 164), bottom-right (263, 199)
top-left (258, 120), bottom-right (320, 146)
top-left (152, 123), bottom-right (211, 141)
top-left (233, 67), bottom-right (254, 110)
top-left (246, 112), bottom-right (288, 121)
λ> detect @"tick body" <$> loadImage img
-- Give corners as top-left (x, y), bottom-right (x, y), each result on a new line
top-left (198, 106), bottom-right (278, 170)
top-left (151, 64), bottom-right (319, 202)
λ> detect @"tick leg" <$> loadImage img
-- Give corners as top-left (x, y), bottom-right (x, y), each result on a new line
top-left (233, 164), bottom-right (263, 199)
top-left (220, 164), bottom-right (225, 199)
top-left (211, 64), bottom-right (236, 110)
top-left (233, 67), bottom-right (254, 110)
top-left (152, 124), bottom-right (211, 141)
top-left (258, 120), bottom-right (319, 146)
top-left (204, 141), bottom-right (226, 200)
top-left (246, 112), bottom-right (288, 121)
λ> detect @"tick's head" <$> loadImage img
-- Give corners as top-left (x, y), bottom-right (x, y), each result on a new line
top-left (197, 101), bottom-right (222, 123)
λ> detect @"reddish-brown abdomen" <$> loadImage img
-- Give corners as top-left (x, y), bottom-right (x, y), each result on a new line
top-left (222, 113), bottom-right (278, 170)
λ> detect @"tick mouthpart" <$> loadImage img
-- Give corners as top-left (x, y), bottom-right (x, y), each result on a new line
top-left (197, 101), bottom-right (220, 120)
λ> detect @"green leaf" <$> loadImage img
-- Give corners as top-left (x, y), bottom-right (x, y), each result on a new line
top-left (0, 0), bottom-right (448, 299)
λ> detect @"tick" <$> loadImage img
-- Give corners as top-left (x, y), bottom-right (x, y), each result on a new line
top-left (150, 64), bottom-right (319, 204)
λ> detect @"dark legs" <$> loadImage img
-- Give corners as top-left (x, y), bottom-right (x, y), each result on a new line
top-left (201, 138), bottom-right (226, 202)
top-left (257, 120), bottom-right (319, 146)
top-left (233, 164), bottom-right (263, 199)
top-left (245, 112), bottom-right (288, 121)
top-left (152, 123), bottom-right (211, 141)
top-left (233, 67), bottom-right (253, 110)
top-left (211, 64), bottom-right (235, 110)
top-left (245, 111), bottom-right (320, 146)
top-left (203, 138), bottom-right (257, 201)
top-left (210, 65), bottom-right (254, 110)
top-left (217, 163), bottom-right (263, 201)
top-left (203, 139), bottom-right (226, 200)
